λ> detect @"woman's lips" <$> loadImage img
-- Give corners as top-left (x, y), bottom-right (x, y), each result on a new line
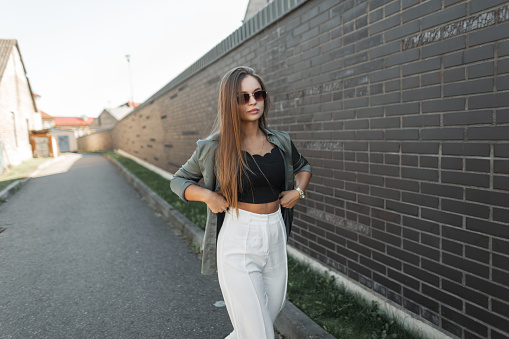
top-left (247, 108), bottom-right (259, 114)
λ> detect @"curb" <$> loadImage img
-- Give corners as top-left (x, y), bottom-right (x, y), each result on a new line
top-left (0, 156), bottom-right (65, 204)
top-left (104, 154), bottom-right (335, 339)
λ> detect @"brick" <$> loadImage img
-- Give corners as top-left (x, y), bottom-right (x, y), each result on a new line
top-left (495, 144), bottom-right (509, 157)
top-left (499, 58), bottom-right (509, 74)
top-left (344, 28), bottom-right (369, 45)
top-left (466, 303), bottom-right (509, 333)
top-left (444, 78), bottom-right (493, 97)
top-left (493, 268), bottom-right (509, 288)
top-left (442, 157), bottom-right (463, 170)
top-left (385, 79), bottom-right (400, 92)
top-left (402, 0), bottom-right (441, 23)
top-left (422, 258), bottom-right (463, 282)
top-left (387, 200), bottom-right (419, 216)
top-left (470, 0), bottom-right (509, 14)
top-left (494, 237), bottom-right (509, 255)
top-left (468, 126), bottom-right (509, 140)
top-left (386, 48), bottom-right (420, 67)
top-left (421, 127), bottom-right (464, 140)
top-left (443, 110), bottom-right (493, 126)
top-left (422, 284), bottom-right (462, 310)
top-left (388, 268), bottom-right (420, 290)
top-left (422, 207), bottom-right (462, 227)
top-left (468, 61), bottom-right (494, 79)
top-left (402, 57), bottom-right (441, 76)
top-left (498, 74), bottom-right (509, 90)
top-left (422, 36), bottom-right (466, 58)
top-left (404, 239), bottom-right (440, 260)
top-left (442, 143), bottom-right (490, 156)
top-left (444, 67), bottom-right (466, 83)
top-left (467, 217), bottom-right (509, 238)
top-left (442, 280), bottom-right (488, 308)
top-left (494, 206), bottom-right (509, 222)
top-left (442, 198), bottom-right (490, 218)
top-left (370, 66), bottom-right (400, 82)
top-left (442, 238), bottom-right (463, 255)
top-left (370, 40), bottom-right (400, 59)
top-left (422, 3), bottom-right (467, 29)
top-left (442, 319), bottom-right (463, 338)
top-left (469, 21), bottom-right (509, 46)
top-left (442, 306), bottom-right (488, 337)
top-left (401, 142), bottom-right (439, 154)
top-left (465, 158), bottom-right (490, 172)
top-left (370, 141), bottom-right (400, 152)
top-left (384, 102), bottom-right (418, 117)
top-left (495, 159), bottom-right (509, 173)
top-left (442, 170), bottom-right (490, 188)
top-left (402, 155), bottom-right (418, 166)
top-left (385, 129), bottom-right (419, 140)
top-left (444, 44), bottom-right (494, 68)
top-left (402, 192), bottom-right (439, 208)
top-left (403, 114), bottom-right (440, 127)
top-left (371, 116), bottom-right (400, 128)
top-left (492, 299), bottom-right (509, 320)
top-left (385, 1), bottom-right (400, 16)
top-left (422, 97), bottom-right (465, 113)
top-left (386, 177), bottom-right (419, 192)
top-left (444, 252), bottom-right (489, 278)
top-left (500, 40), bottom-right (509, 57)
top-left (404, 287), bottom-right (439, 312)
top-left (442, 225), bottom-right (489, 248)
top-left (465, 245), bottom-right (490, 265)
top-left (385, 20), bottom-right (420, 42)
top-left (371, 15), bottom-right (400, 35)
top-left (403, 76), bottom-right (419, 90)
top-left (403, 86), bottom-right (442, 102)
top-left (421, 72), bottom-right (441, 86)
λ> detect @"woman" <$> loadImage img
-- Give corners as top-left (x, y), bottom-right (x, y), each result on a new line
top-left (170, 66), bottom-right (312, 339)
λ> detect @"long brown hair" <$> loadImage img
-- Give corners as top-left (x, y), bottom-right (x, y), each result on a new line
top-left (214, 66), bottom-right (271, 211)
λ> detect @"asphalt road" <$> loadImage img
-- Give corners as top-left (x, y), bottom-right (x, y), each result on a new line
top-left (0, 153), bottom-right (232, 339)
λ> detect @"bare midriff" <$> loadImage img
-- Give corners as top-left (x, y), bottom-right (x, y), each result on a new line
top-left (237, 200), bottom-right (280, 214)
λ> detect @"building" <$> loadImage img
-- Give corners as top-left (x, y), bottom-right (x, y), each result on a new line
top-left (0, 39), bottom-right (42, 172)
top-left (89, 102), bottom-right (139, 131)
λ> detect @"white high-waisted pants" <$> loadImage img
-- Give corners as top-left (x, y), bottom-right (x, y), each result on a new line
top-left (217, 207), bottom-right (288, 339)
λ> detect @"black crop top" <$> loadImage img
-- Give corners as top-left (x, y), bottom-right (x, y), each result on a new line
top-left (238, 146), bottom-right (285, 204)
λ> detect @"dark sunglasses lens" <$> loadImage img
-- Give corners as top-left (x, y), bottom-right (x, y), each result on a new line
top-left (253, 91), bottom-right (266, 101)
top-left (237, 93), bottom-right (250, 104)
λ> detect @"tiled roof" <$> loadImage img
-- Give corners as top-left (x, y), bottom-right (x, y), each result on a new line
top-left (53, 116), bottom-right (95, 126)
top-left (41, 111), bottom-right (54, 119)
top-left (105, 106), bottom-right (133, 121)
top-left (0, 39), bottom-right (18, 83)
top-left (0, 39), bottom-right (38, 112)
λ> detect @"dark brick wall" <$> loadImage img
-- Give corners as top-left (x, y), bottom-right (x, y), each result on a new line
top-left (111, 1), bottom-right (509, 337)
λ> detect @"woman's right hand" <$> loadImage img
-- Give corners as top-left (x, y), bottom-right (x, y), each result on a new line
top-left (205, 191), bottom-right (230, 214)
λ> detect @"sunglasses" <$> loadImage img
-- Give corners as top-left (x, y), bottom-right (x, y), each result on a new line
top-left (236, 90), bottom-right (267, 104)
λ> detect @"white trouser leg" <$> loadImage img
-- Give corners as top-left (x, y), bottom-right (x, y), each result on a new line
top-left (217, 208), bottom-right (287, 339)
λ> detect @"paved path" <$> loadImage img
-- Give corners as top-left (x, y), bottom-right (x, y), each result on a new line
top-left (0, 153), bottom-right (231, 339)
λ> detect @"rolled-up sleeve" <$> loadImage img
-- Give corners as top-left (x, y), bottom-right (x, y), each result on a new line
top-left (170, 144), bottom-right (203, 202)
top-left (291, 140), bottom-right (312, 175)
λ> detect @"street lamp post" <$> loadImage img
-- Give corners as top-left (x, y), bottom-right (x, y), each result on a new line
top-left (125, 54), bottom-right (134, 106)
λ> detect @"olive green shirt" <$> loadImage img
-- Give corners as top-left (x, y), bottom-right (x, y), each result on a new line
top-left (170, 126), bottom-right (312, 275)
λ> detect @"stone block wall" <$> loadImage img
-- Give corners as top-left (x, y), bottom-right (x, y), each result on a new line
top-left (108, 1), bottom-right (509, 337)
top-left (77, 129), bottom-right (113, 152)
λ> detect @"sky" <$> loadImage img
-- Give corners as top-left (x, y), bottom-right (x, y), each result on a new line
top-left (2, 0), bottom-right (251, 117)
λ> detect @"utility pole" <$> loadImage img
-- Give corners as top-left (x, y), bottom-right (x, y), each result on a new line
top-left (125, 54), bottom-right (134, 106)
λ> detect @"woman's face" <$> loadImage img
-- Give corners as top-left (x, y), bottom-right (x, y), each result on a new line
top-left (238, 75), bottom-right (265, 123)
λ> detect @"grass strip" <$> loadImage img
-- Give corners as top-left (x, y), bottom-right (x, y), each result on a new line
top-left (0, 157), bottom-right (51, 192)
top-left (104, 151), bottom-right (422, 339)
top-left (105, 152), bottom-right (207, 229)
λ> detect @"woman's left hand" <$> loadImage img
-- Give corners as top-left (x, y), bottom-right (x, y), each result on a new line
top-left (279, 189), bottom-right (301, 209)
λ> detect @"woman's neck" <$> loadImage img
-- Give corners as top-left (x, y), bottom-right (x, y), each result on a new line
top-left (241, 121), bottom-right (263, 140)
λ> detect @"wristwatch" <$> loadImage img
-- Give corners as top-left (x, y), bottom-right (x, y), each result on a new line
top-left (295, 187), bottom-right (305, 199)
